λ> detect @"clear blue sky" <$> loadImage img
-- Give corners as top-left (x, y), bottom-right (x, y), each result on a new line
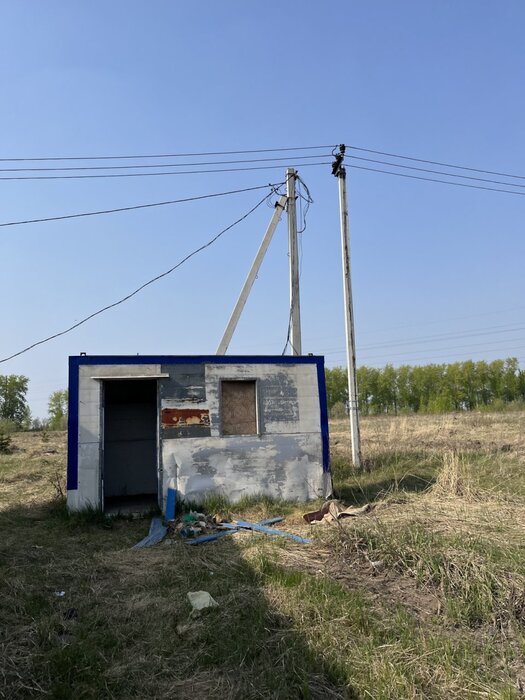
top-left (1, 1), bottom-right (524, 418)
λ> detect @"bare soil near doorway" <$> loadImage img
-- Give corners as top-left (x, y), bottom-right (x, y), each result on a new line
top-left (1, 411), bottom-right (524, 698)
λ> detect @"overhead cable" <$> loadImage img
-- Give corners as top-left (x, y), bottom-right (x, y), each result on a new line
top-left (4, 140), bottom-right (524, 183)
top-left (0, 153), bottom-right (332, 173)
top-left (354, 344), bottom-right (525, 365)
top-left (325, 336), bottom-right (525, 361)
top-left (0, 183), bottom-right (281, 228)
top-left (0, 161), bottom-right (331, 181)
top-left (346, 144), bottom-right (525, 181)
top-left (348, 155), bottom-right (525, 189)
top-left (0, 145), bottom-right (336, 163)
top-left (0, 185), bottom-right (282, 364)
top-left (346, 164), bottom-right (525, 197)
top-left (355, 322), bottom-right (525, 352)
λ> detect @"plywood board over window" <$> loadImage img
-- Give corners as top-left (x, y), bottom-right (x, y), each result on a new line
top-left (221, 380), bottom-right (258, 435)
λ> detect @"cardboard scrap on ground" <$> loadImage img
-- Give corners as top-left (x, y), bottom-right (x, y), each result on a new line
top-left (303, 500), bottom-right (374, 525)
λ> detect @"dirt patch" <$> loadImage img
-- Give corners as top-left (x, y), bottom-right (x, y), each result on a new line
top-left (275, 543), bottom-right (440, 620)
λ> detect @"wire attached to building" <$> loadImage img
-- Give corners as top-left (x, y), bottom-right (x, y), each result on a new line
top-left (0, 184), bottom-right (283, 364)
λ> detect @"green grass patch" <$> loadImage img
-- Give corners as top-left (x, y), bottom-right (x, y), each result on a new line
top-left (334, 519), bottom-right (525, 630)
top-left (331, 450), bottom-right (438, 504)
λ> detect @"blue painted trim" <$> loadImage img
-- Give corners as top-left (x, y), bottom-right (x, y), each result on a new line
top-left (70, 354), bottom-right (322, 367)
top-left (67, 357), bottom-right (79, 490)
top-left (316, 357), bottom-right (331, 473)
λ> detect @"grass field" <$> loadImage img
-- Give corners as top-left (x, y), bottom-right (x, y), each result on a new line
top-left (1, 412), bottom-right (524, 699)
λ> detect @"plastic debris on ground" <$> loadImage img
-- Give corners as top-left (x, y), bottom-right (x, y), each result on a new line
top-left (171, 511), bottom-right (215, 540)
top-left (133, 511), bottom-right (312, 549)
top-left (132, 517), bottom-right (168, 549)
top-left (187, 590), bottom-right (219, 612)
top-left (303, 499), bottom-right (374, 525)
top-left (170, 512), bottom-right (311, 545)
top-left (220, 520), bottom-right (311, 544)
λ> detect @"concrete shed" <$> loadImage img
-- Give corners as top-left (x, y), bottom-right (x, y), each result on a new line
top-left (67, 355), bottom-right (331, 513)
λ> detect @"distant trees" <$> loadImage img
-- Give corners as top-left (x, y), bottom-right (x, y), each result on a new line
top-left (48, 390), bottom-right (68, 430)
top-left (0, 375), bottom-right (30, 429)
top-left (325, 358), bottom-right (525, 416)
top-left (0, 378), bottom-right (70, 434)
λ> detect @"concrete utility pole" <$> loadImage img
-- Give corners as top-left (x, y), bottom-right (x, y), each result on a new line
top-left (287, 168), bottom-right (302, 355)
top-left (216, 195), bottom-right (288, 355)
top-left (333, 147), bottom-right (362, 469)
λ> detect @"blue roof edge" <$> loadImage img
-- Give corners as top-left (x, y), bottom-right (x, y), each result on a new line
top-left (69, 354), bottom-right (324, 366)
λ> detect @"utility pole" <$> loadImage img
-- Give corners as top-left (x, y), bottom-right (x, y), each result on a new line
top-left (216, 195), bottom-right (287, 354)
top-left (333, 146), bottom-right (362, 469)
top-left (287, 168), bottom-right (302, 355)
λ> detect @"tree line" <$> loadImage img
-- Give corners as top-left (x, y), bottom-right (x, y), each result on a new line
top-left (2, 359), bottom-right (524, 435)
top-left (0, 374), bottom-right (68, 433)
top-left (325, 358), bottom-right (525, 416)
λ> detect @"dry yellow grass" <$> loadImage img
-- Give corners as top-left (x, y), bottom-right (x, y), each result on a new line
top-left (1, 413), bottom-right (525, 698)
top-left (333, 410), bottom-right (524, 462)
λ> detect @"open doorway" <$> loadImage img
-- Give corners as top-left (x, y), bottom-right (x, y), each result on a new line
top-left (103, 379), bottom-right (158, 513)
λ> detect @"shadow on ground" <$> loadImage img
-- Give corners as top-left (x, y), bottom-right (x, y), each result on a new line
top-left (0, 498), bottom-right (358, 699)
top-left (331, 451), bottom-right (437, 505)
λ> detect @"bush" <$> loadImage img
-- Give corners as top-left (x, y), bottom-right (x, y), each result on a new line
top-left (330, 401), bottom-right (347, 419)
top-left (0, 432), bottom-right (12, 454)
top-left (0, 418), bottom-right (16, 435)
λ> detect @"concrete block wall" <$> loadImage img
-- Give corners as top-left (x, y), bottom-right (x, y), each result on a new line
top-left (67, 357), bottom-right (330, 511)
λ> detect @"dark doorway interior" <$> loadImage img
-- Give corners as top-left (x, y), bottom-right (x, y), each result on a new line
top-left (103, 379), bottom-right (158, 512)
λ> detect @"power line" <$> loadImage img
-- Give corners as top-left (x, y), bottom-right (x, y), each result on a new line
top-left (324, 349), bottom-right (525, 369)
top-left (0, 153), bottom-right (332, 173)
top-left (0, 161), bottom-right (331, 181)
top-left (348, 322), bottom-right (525, 353)
top-left (355, 305), bottom-right (525, 337)
top-left (347, 154), bottom-right (525, 190)
top-left (345, 163), bottom-right (525, 197)
top-left (346, 144), bottom-right (525, 181)
top-left (4, 139), bottom-right (524, 186)
top-left (0, 185), bottom-right (281, 364)
top-left (324, 335), bottom-right (525, 361)
top-left (287, 305), bottom-right (525, 349)
top-left (354, 345), bottom-right (525, 365)
top-left (0, 183), bottom-right (282, 228)
top-left (0, 144), bottom-right (336, 163)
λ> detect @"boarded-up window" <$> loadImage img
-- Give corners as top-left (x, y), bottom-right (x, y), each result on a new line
top-left (221, 380), bottom-right (258, 435)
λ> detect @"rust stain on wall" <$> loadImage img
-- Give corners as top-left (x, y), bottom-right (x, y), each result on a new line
top-left (162, 407), bottom-right (210, 427)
